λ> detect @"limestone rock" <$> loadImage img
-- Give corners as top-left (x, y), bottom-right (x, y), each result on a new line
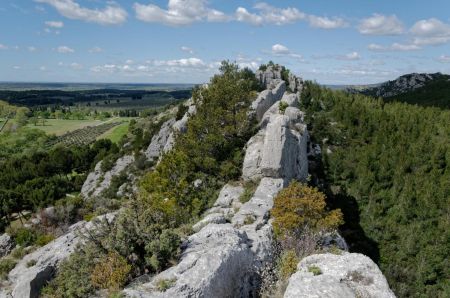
top-left (0, 234), bottom-right (14, 257)
top-left (145, 118), bottom-right (176, 161)
top-left (242, 130), bottom-right (265, 181)
top-left (256, 65), bottom-right (282, 89)
top-left (288, 72), bottom-right (303, 93)
top-left (5, 213), bottom-right (115, 298)
top-left (81, 155), bottom-right (134, 200)
top-left (250, 81), bottom-right (286, 122)
top-left (124, 224), bottom-right (253, 298)
top-left (284, 253), bottom-right (396, 298)
top-left (163, 102), bottom-right (197, 154)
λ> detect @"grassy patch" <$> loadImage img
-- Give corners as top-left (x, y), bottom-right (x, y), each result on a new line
top-left (97, 121), bottom-right (130, 143)
top-left (26, 118), bottom-right (104, 136)
top-left (156, 278), bottom-right (176, 292)
top-left (308, 266), bottom-right (322, 276)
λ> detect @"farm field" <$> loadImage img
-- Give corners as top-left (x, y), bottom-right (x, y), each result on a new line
top-left (26, 118), bottom-right (111, 136)
top-left (96, 119), bottom-right (132, 143)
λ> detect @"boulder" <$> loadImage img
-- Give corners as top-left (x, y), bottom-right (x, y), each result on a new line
top-left (250, 81), bottom-right (286, 122)
top-left (0, 234), bottom-right (14, 257)
top-left (242, 130), bottom-right (265, 181)
top-left (5, 213), bottom-right (115, 298)
top-left (288, 72), bottom-right (303, 93)
top-left (124, 224), bottom-right (253, 298)
top-left (284, 253), bottom-right (396, 298)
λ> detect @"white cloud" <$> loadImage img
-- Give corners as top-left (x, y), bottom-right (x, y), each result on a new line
top-left (358, 14), bottom-right (404, 35)
top-left (89, 46), bottom-right (103, 53)
top-left (153, 57), bottom-right (206, 67)
top-left (40, 66), bottom-right (47, 71)
top-left (339, 51), bottom-right (361, 60)
top-left (251, 2), bottom-right (305, 25)
top-left (134, 0), bottom-right (228, 26)
top-left (181, 46), bottom-right (194, 54)
top-left (235, 7), bottom-right (263, 26)
top-left (13, 66), bottom-right (21, 70)
top-left (270, 44), bottom-right (303, 60)
top-left (57, 45), bottom-right (74, 53)
top-left (0, 44), bottom-right (8, 50)
top-left (35, 0), bottom-right (127, 25)
top-left (410, 18), bottom-right (450, 46)
top-left (28, 46), bottom-right (37, 52)
top-left (437, 55), bottom-right (450, 63)
top-left (45, 20), bottom-right (64, 28)
top-left (368, 43), bottom-right (420, 52)
top-left (307, 15), bottom-right (347, 29)
top-left (70, 62), bottom-right (83, 70)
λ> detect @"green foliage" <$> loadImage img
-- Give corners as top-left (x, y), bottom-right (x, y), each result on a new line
top-left (12, 227), bottom-right (37, 247)
top-left (278, 250), bottom-right (299, 280)
top-left (26, 259), bottom-right (37, 267)
top-left (156, 278), bottom-right (176, 292)
top-left (35, 234), bottom-right (55, 246)
top-left (272, 182), bottom-right (344, 239)
top-left (239, 180), bottom-right (258, 203)
top-left (301, 81), bottom-right (450, 297)
top-left (91, 252), bottom-right (131, 291)
top-left (0, 258), bottom-right (17, 279)
top-left (279, 101), bottom-right (289, 114)
top-left (175, 103), bottom-right (189, 121)
top-left (308, 266), bottom-right (322, 276)
top-left (10, 247), bottom-right (26, 259)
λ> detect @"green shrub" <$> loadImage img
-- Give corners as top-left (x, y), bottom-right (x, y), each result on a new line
top-left (243, 215), bottom-right (256, 225)
top-left (35, 234), bottom-right (55, 246)
top-left (156, 278), bottom-right (176, 292)
top-left (239, 180), bottom-right (258, 203)
top-left (10, 247), bottom-right (26, 259)
top-left (91, 252), bottom-right (131, 291)
top-left (13, 227), bottom-right (37, 247)
top-left (176, 103), bottom-right (189, 121)
top-left (0, 258), bottom-right (17, 279)
top-left (308, 266), bottom-right (322, 276)
top-left (279, 101), bottom-right (289, 114)
top-left (278, 250), bottom-right (299, 280)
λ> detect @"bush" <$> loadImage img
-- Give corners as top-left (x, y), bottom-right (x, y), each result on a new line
top-left (272, 182), bottom-right (343, 240)
top-left (176, 103), bottom-right (189, 121)
top-left (308, 266), bottom-right (322, 276)
top-left (279, 101), bottom-right (289, 114)
top-left (10, 247), bottom-right (26, 259)
top-left (239, 180), bottom-right (258, 203)
top-left (278, 250), bottom-right (299, 280)
top-left (13, 227), bottom-right (37, 247)
top-left (91, 252), bottom-right (131, 291)
top-left (0, 258), bottom-right (17, 279)
top-left (35, 234), bottom-right (55, 246)
top-left (26, 259), bottom-right (37, 267)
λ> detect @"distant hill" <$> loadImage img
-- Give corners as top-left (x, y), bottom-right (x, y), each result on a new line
top-left (348, 73), bottom-right (450, 109)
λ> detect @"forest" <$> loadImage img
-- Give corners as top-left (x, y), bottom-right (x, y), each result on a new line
top-left (301, 82), bottom-right (450, 297)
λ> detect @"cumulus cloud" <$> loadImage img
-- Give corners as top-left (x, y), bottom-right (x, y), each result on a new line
top-left (358, 14), bottom-right (404, 35)
top-left (45, 20), bottom-right (64, 28)
top-left (338, 51), bottom-right (361, 60)
top-left (270, 44), bottom-right (303, 60)
top-left (307, 15), bottom-right (347, 29)
top-left (368, 43), bottom-right (420, 52)
top-left (181, 46), bottom-right (194, 54)
top-left (134, 0), bottom-right (228, 26)
top-left (153, 57), bottom-right (206, 67)
top-left (410, 18), bottom-right (450, 45)
top-left (35, 0), bottom-right (127, 25)
top-left (57, 45), bottom-right (74, 53)
top-left (89, 46), bottom-right (103, 53)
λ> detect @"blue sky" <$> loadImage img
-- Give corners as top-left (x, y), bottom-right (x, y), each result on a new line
top-left (1, 0), bottom-right (450, 84)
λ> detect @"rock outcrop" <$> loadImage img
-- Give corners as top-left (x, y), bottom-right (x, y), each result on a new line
top-left (284, 252), bottom-right (396, 298)
top-left (0, 234), bottom-right (14, 258)
top-left (144, 118), bottom-right (176, 161)
top-left (81, 155), bottom-right (134, 200)
top-left (124, 70), bottom-right (309, 298)
top-left (1, 214), bottom-right (115, 298)
top-left (256, 65), bottom-right (282, 89)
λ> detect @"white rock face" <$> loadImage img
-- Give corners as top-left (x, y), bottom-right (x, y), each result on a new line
top-left (3, 214), bottom-right (115, 298)
top-left (256, 65), bottom-right (282, 89)
top-left (288, 72), bottom-right (303, 93)
top-left (81, 155), bottom-right (134, 200)
top-left (163, 101), bottom-right (197, 154)
top-left (0, 234), bottom-right (14, 257)
top-left (250, 81), bottom-right (286, 122)
top-left (284, 253), bottom-right (396, 298)
top-left (145, 118), bottom-right (176, 161)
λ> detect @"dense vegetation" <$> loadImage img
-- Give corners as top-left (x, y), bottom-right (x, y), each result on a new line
top-left (384, 76), bottom-right (450, 109)
top-left (43, 62), bottom-right (261, 297)
top-left (301, 82), bottom-right (450, 297)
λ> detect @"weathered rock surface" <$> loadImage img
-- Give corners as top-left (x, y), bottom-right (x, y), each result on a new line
top-left (250, 81), bottom-right (286, 122)
top-left (81, 155), bottom-right (134, 199)
top-left (288, 72), bottom-right (303, 93)
top-left (125, 224), bottom-right (253, 298)
top-left (163, 101), bottom-right (197, 154)
top-left (145, 118), bottom-right (176, 161)
top-left (256, 65), bottom-right (282, 89)
top-left (284, 253), bottom-right (396, 298)
top-left (0, 234), bottom-right (14, 257)
top-left (2, 214), bottom-right (115, 298)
